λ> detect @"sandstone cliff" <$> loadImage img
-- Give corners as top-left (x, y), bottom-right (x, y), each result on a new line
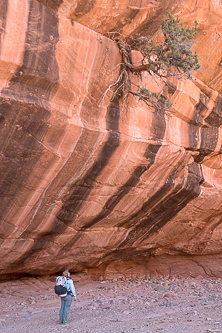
top-left (1, 0), bottom-right (222, 280)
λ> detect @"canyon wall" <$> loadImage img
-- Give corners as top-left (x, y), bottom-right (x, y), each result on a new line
top-left (1, 0), bottom-right (222, 279)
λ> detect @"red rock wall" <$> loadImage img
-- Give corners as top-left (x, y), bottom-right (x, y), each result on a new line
top-left (1, 0), bottom-right (222, 279)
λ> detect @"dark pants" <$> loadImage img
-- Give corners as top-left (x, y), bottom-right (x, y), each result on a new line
top-left (59, 294), bottom-right (72, 323)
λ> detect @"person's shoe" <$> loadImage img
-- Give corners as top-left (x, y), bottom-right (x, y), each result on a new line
top-left (63, 322), bottom-right (70, 325)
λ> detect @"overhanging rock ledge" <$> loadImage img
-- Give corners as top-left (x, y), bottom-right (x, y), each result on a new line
top-left (1, 0), bottom-right (222, 279)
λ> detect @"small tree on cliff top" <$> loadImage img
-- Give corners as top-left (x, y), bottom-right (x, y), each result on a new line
top-left (103, 10), bottom-right (200, 112)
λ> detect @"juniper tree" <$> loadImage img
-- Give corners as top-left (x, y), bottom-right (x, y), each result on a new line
top-left (103, 10), bottom-right (200, 112)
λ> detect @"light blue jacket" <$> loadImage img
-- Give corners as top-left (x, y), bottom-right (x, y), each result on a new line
top-left (66, 278), bottom-right (77, 300)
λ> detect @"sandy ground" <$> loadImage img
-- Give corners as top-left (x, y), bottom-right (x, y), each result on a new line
top-left (0, 275), bottom-right (222, 333)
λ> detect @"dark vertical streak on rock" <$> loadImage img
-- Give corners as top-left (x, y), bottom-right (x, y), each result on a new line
top-left (55, 97), bottom-right (120, 225)
top-left (3, 0), bottom-right (60, 104)
top-left (0, 0), bottom-right (8, 52)
top-left (188, 123), bottom-right (200, 150)
top-left (18, 128), bottom-right (100, 238)
top-left (117, 154), bottom-right (188, 229)
top-left (0, 1), bottom-right (60, 216)
top-left (117, 162), bottom-right (203, 249)
top-left (195, 93), bottom-right (209, 119)
top-left (5, 0), bottom-right (61, 271)
top-left (0, 98), bottom-right (52, 228)
top-left (194, 127), bottom-right (218, 163)
top-left (8, 97), bottom-right (121, 270)
top-left (0, 1), bottom-right (61, 228)
top-left (200, 127), bottom-right (218, 152)
top-left (82, 144), bottom-right (162, 230)
top-left (50, 97), bottom-right (123, 252)
top-left (205, 95), bottom-right (222, 127)
top-left (0, 0), bottom-right (8, 146)
top-left (80, 109), bottom-right (166, 230)
top-left (192, 92), bottom-right (220, 163)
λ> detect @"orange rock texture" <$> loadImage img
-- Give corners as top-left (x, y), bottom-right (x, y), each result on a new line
top-left (1, 0), bottom-right (222, 279)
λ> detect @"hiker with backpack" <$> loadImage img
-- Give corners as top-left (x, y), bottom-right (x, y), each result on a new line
top-left (55, 269), bottom-right (77, 324)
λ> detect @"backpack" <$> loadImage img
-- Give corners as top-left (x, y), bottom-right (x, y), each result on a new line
top-left (54, 276), bottom-right (67, 297)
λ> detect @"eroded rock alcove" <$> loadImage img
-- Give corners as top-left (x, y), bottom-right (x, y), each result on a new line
top-left (1, 0), bottom-right (222, 280)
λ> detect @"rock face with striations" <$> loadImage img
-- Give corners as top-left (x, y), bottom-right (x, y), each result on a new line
top-left (1, 0), bottom-right (222, 279)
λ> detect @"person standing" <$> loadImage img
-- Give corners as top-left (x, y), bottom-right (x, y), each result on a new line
top-left (59, 269), bottom-right (77, 324)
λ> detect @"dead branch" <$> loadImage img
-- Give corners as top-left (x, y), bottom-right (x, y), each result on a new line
top-left (101, 11), bottom-right (200, 113)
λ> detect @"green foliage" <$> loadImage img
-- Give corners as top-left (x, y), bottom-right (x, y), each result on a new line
top-left (133, 10), bottom-right (200, 79)
top-left (160, 10), bottom-right (200, 77)
top-left (104, 10), bottom-right (200, 112)
top-left (137, 87), bottom-right (173, 111)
